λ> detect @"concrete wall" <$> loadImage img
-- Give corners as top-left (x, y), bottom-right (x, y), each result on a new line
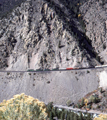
top-left (0, 68), bottom-right (106, 105)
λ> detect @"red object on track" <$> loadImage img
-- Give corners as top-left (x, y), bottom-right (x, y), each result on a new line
top-left (66, 68), bottom-right (74, 70)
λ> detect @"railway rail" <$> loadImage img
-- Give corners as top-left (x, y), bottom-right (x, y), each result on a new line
top-left (0, 65), bottom-right (107, 72)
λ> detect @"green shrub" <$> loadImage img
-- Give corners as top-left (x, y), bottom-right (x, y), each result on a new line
top-left (66, 100), bottom-right (71, 107)
top-left (7, 72), bottom-right (10, 75)
top-left (87, 104), bottom-right (91, 109)
top-left (90, 95), bottom-right (100, 104)
top-left (87, 70), bottom-right (90, 73)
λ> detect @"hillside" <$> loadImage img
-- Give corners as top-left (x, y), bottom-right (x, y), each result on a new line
top-left (0, 0), bottom-right (107, 114)
top-left (0, 0), bottom-right (106, 70)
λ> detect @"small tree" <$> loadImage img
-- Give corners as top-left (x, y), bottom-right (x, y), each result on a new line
top-left (46, 102), bottom-right (53, 117)
top-left (81, 98), bottom-right (84, 107)
top-left (67, 112), bottom-right (71, 120)
top-left (86, 113), bottom-right (92, 120)
top-left (61, 111), bottom-right (65, 120)
top-left (56, 109), bottom-right (61, 119)
top-left (74, 114), bottom-right (78, 120)
top-left (77, 103), bottom-right (81, 108)
top-left (70, 112), bottom-right (74, 120)
top-left (79, 112), bottom-right (84, 120)
top-left (49, 111), bottom-right (53, 120)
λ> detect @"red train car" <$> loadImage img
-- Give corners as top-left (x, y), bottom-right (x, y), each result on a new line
top-left (66, 68), bottom-right (74, 70)
top-left (66, 67), bottom-right (79, 70)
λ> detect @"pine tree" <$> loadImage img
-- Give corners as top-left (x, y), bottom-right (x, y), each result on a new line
top-left (67, 113), bottom-right (70, 120)
top-left (46, 102), bottom-right (53, 117)
top-left (49, 111), bottom-right (53, 120)
top-left (52, 107), bottom-right (55, 117)
top-left (61, 111), bottom-right (65, 120)
top-left (67, 111), bottom-right (72, 120)
top-left (74, 114), bottom-right (78, 120)
top-left (86, 113), bottom-right (92, 120)
top-left (70, 112), bottom-right (74, 120)
top-left (81, 98), bottom-right (84, 107)
top-left (56, 109), bottom-right (61, 119)
top-left (79, 112), bottom-right (84, 120)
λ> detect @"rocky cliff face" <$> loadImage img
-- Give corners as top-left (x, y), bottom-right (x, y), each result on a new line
top-left (0, 0), bottom-right (106, 70)
top-left (80, 0), bottom-right (107, 62)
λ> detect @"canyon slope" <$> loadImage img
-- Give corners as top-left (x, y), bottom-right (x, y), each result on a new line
top-left (0, 0), bottom-right (106, 70)
top-left (0, 0), bottom-right (107, 105)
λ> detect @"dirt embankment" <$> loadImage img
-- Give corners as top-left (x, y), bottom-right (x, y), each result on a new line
top-left (0, 68), bottom-right (103, 105)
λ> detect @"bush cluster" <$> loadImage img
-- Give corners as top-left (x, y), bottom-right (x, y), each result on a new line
top-left (46, 102), bottom-right (92, 120)
top-left (0, 93), bottom-right (47, 120)
top-left (0, 94), bottom-right (93, 120)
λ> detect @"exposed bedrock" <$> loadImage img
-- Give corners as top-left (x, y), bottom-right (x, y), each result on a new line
top-left (0, 0), bottom-right (106, 70)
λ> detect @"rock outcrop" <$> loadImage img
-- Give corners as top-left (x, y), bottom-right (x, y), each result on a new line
top-left (0, 0), bottom-right (106, 70)
top-left (80, 0), bottom-right (107, 62)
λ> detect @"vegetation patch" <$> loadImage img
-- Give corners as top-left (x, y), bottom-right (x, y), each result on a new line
top-left (46, 102), bottom-right (93, 120)
top-left (0, 93), bottom-right (47, 120)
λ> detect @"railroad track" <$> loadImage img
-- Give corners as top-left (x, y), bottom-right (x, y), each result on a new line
top-left (0, 65), bottom-right (107, 72)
